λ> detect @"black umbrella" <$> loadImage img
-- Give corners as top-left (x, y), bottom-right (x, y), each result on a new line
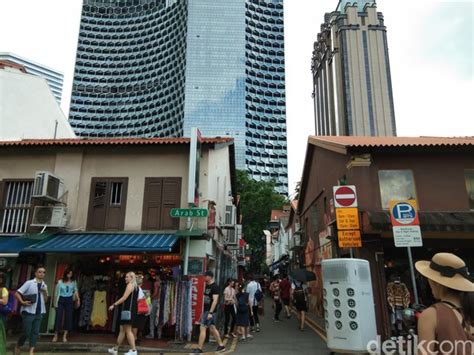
top-left (290, 269), bottom-right (316, 282)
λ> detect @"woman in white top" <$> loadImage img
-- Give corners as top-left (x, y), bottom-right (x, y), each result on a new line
top-left (223, 278), bottom-right (237, 338)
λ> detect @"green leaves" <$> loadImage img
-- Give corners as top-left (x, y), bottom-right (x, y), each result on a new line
top-left (236, 170), bottom-right (286, 272)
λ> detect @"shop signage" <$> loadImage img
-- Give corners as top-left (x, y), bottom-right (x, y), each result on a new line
top-left (170, 208), bottom-right (208, 218)
top-left (392, 225), bottom-right (423, 247)
top-left (335, 208), bottom-right (360, 230)
top-left (333, 185), bottom-right (358, 208)
top-left (190, 275), bottom-right (205, 325)
top-left (337, 230), bottom-right (362, 248)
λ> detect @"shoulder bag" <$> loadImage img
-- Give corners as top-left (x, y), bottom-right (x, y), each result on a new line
top-left (120, 288), bottom-right (135, 321)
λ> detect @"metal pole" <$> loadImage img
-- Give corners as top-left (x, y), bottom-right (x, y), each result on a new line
top-left (349, 248), bottom-right (354, 258)
top-left (183, 235), bottom-right (190, 275)
top-left (407, 247), bottom-right (419, 304)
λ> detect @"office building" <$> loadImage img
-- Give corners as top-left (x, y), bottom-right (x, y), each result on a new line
top-left (311, 0), bottom-right (397, 136)
top-left (0, 52), bottom-right (64, 104)
top-left (68, 0), bottom-right (288, 194)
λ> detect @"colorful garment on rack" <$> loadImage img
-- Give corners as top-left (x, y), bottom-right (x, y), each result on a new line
top-left (90, 290), bottom-right (108, 327)
top-left (79, 289), bottom-right (93, 327)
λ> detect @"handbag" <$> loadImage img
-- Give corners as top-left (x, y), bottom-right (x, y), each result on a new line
top-left (23, 293), bottom-right (37, 304)
top-left (120, 288), bottom-right (135, 321)
top-left (137, 298), bottom-right (149, 315)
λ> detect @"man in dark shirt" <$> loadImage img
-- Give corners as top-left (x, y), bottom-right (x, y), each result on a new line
top-left (193, 271), bottom-right (225, 353)
top-left (279, 274), bottom-right (292, 319)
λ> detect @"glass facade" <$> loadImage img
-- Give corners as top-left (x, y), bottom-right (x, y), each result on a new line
top-left (245, 0), bottom-right (288, 194)
top-left (69, 0), bottom-right (288, 194)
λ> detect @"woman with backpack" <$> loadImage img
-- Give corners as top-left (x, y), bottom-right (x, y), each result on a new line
top-left (235, 283), bottom-right (253, 341)
top-left (0, 272), bottom-right (8, 355)
top-left (291, 280), bottom-right (308, 331)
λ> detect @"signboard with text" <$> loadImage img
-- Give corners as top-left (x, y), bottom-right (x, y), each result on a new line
top-left (333, 185), bottom-right (358, 208)
top-left (337, 230), bottom-right (362, 248)
top-left (190, 275), bottom-right (205, 325)
top-left (389, 200), bottom-right (423, 247)
top-left (170, 208), bottom-right (208, 218)
top-left (335, 208), bottom-right (360, 230)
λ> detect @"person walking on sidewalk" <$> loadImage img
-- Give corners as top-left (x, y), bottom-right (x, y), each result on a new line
top-left (291, 280), bottom-right (308, 331)
top-left (193, 271), bottom-right (226, 353)
top-left (108, 271), bottom-right (139, 355)
top-left (246, 274), bottom-right (262, 332)
top-left (270, 275), bottom-right (282, 322)
top-left (279, 274), bottom-right (291, 319)
top-left (14, 265), bottom-right (49, 355)
top-left (52, 269), bottom-right (79, 343)
top-left (223, 278), bottom-right (237, 338)
top-left (145, 273), bottom-right (160, 339)
top-left (235, 283), bottom-right (253, 341)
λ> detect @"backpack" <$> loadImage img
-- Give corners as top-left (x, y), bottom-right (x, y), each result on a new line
top-left (293, 284), bottom-right (305, 304)
top-left (255, 285), bottom-right (263, 302)
top-left (0, 289), bottom-right (15, 316)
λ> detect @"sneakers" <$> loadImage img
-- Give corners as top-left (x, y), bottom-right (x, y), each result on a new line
top-left (216, 345), bottom-right (226, 352)
top-left (247, 334), bottom-right (254, 339)
top-left (256, 325), bottom-right (261, 332)
top-left (124, 351), bottom-right (138, 355)
top-left (192, 349), bottom-right (203, 353)
top-left (107, 348), bottom-right (118, 355)
top-left (239, 336), bottom-right (246, 341)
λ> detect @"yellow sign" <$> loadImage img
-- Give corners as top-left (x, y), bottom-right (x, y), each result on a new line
top-left (338, 230), bottom-right (362, 248)
top-left (336, 208), bottom-right (360, 230)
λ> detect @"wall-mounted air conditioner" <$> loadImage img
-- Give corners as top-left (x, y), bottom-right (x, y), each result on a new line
top-left (32, 171), bottom-right (64, 202)
top-left (224, 205), bottom-right (236, 227)
top-left (31, 206), bottom-right (67, 227)
top-left (226, 224), bottom-right (242, 245)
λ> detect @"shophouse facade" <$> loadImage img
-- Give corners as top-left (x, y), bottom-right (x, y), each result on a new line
top-left (296, 136), bottom-right (474, 339)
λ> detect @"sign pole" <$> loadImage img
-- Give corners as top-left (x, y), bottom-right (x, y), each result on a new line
top-left (407, 247), bottom-right (419, 304)
top-left (349, 248), bottom-right (353, 258)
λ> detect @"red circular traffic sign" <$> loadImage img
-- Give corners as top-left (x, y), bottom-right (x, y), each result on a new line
top-left (334, 186), bottom-right (357, 207)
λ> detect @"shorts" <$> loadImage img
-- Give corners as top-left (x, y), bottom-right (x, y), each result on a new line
top-left (200, 311), bottom-right (216, 328)
top-left (282, 298), bottom-right (290, 306)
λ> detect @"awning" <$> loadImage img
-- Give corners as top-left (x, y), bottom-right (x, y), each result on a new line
top-left (0, 236), bottom-right (43, 257)
top-left (25, 233), bottom-right (178, 253)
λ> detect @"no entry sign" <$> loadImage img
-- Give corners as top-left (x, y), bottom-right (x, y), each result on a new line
top-left (333, 185), bottom-right (358, 208)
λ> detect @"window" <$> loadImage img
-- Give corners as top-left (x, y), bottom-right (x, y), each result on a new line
top-left (0, 180), bottom-right (34, 233)
top-left (142, 177), bottom-right (181, 230)
top-left (465, 170), bottom-right (474, 210)
top-left (87, 178), bottom-right (128, 231)
top-left (378, 170), bottom-right (417, 209)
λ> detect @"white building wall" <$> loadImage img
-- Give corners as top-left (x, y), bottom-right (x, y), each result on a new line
top-left (0, 69), bottom-right (75, 140)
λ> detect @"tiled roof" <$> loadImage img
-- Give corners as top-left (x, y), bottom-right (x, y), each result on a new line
top-left (310, 136), bottom-right (474, 148)
top-left (0, 137), bottom-right (233, 147)
top-left (270, 209), bottom-right (289, 221)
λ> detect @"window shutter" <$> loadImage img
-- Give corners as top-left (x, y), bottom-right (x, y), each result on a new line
top-left (161, 178), bottom-right (181, 230)
top-left (142, 178), bottom-right (163, 230)
top-left (104, 178), bottom-right (128, 231)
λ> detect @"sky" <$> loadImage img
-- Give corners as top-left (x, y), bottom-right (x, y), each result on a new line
top-left (0, 0), bottom-right (473, 195)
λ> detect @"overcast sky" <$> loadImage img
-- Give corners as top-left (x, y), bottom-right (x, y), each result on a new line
top-left (0, 0), bottom-right (472, 195)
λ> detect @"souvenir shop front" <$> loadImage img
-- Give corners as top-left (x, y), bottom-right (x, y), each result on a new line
top-left (24, 233), bottom-right (195, 340)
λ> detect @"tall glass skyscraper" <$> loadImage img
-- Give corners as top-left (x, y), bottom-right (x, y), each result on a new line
top-left (69, 0), bottom-right (288, 194)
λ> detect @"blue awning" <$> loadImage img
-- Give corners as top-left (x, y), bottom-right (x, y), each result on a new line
top-left (0, 236), bottom-right (42, 256)
top-left (25, 233), bottom-right (178, 253)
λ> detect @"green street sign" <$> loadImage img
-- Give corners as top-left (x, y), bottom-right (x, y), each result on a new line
top-left (170, 208), bottom-right (208, 218)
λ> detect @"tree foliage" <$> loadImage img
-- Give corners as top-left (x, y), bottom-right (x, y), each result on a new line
top-left (236, 170), bottom-right (287, 273)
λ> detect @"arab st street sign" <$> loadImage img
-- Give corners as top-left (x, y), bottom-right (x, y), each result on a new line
top-left (170, 208), bottom-right (208, 218)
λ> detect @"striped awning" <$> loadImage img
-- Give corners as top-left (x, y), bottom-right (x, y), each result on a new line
top-left (0, 236), bottom-right (41, 257)
top-left (25, 233), bottom-right (178, 253)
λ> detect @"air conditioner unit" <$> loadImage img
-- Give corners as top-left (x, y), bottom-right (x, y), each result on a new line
top-left (32, 171), bottom-right (64, 202)
top-left (224, 205), bottom-right (236, 226)
top-left (31, 206), bottom-right (67, 227)
top-left (226, 224), bottom-right (242, 245)
top-left (322, 259), bottom-right (377, 353)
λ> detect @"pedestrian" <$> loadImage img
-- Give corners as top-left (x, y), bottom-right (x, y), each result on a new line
top-left (416, 253), bottom-right (473, 354)
top-left (132, 276), bottom-right (148, 345)
top-left (246, 274), bottom-right (262, 332)
top-left (14, 265), bottom-right (49, 355)
top-left (145, 272), bottom-right (160, 339)
top-left (279, 274), bottom-right (291, 319)
top-left (291, 279), bottom-right (308, 331)
top-left (235, 283), bottom-right (253, 341)
top-left (192, 271), bottom-right (226, 353)
top-left (108, 271), bottom-right (139, 355)
top-left (269, 275), bottom-right (282, 322)
top-left (0, 272), bottom-right (8, 355)
top-left (52, 268), bottom-right (79, 343)
top-left (223, 278), bottom-right (237, 338)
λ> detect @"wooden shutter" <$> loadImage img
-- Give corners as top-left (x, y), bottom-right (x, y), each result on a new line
top-left (104, 178), bottom-right (128, 231)
top-left (142, 178), bottom-right (163, 230)
top-left (161, 178), bottom-right (181, 229)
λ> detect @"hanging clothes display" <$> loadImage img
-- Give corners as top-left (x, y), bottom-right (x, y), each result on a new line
top-left (90, 290), bottom-right (108, 327)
